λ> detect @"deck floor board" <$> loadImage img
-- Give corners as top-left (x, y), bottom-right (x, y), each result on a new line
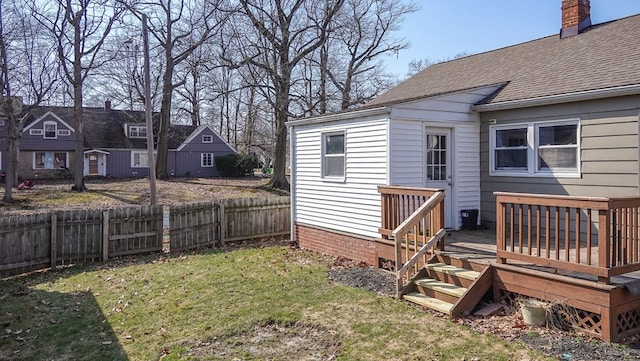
top-left (443, 230), bottom-right (640, 286)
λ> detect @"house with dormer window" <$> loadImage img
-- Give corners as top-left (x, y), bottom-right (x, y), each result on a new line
top-left (4, 102), bottom-right (235, 179)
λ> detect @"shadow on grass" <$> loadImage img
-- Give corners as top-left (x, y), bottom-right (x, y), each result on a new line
top-left (90, 189), bottom-right (143, 205)
top-left (176, 176), bottom-right (290, 196)
top-left (0, 285), bottom-right (128, 360)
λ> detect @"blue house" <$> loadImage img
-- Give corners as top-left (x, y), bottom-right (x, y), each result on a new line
top-left (3, 103), bottom-right (235, 179)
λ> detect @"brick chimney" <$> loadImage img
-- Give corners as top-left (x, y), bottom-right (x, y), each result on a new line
top-left (104, 100), bottom-right (112, 110)
top-left (561, 0), bottom-right (591, 38)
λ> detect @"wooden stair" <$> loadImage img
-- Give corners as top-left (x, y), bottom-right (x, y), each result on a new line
top-left (402, 258), bottom-right (492, 318)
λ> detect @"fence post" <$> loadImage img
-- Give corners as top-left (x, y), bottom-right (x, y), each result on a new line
top-left (219, 201), bottom-right (225, 246)
top-left (50, 213), bottom-right (57, 269)
top-left (102, 211), bottom-right (109, 262)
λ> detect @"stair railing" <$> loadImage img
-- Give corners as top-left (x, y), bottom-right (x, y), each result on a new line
top-left (392, 191), bottom-right (446, 297)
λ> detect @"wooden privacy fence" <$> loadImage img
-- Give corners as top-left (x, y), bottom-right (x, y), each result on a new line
top-left (169, 202), bottom-right (220, 252)
top-left (495, 192), bottom-right (640, 283)
top-left (222, 196), bottom-right (291, 242)
top-left (0, 206), bottom-right (163, 277)
top-left (169, 196), bottom-right (290, 250)
top-left (1, 196), bottom-right (291, 277)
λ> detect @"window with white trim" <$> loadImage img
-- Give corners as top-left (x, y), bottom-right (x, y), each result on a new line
top-left (29, 129), bottom-right (43, 135)
top-left (129, 125), bottom-right (147, 138)
top-left (58, 129), bottom-right (71, 136)
top-left (201, 153), bottom-right (214, 167)
top-left (131, 151), bottom-right (150, 167)
top-left (34, 152), bottom-right (68, 169)
top-left (202, 135), bottom-right (213, 143)
top-left (322, 132), bottom-right (345, 179)
top-left (44, 121), bottom-right (57, 139)
top-left (490, 119), bottom-right (580, 177)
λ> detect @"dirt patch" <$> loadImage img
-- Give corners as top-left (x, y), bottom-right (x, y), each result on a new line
top-left (329, 262), bottom-right (640, 361)
top-left (185, 322), bottom-right (341, 360)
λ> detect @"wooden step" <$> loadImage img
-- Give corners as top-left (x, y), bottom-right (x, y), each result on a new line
top-left (425, 263), bottom-right (480, 281)
top-left (414, 278), bottom-right (467, 298)
top-left (403, 292), bottom-right (453, 314)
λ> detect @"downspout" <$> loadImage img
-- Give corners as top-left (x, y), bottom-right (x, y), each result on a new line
top-left (386, 117), bottom-right (392, 186)
top-left (289, 125), bottom-right (297, 247)
top-left (638, 112), bottom-right (640, 194)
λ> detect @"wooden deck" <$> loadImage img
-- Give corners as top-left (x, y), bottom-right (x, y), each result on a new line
top-left (377, 187), bottom-right (640, 342)
top-left (445, 230), bottom-right (640, 286)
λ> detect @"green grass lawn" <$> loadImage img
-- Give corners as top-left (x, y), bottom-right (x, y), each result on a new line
top-left (0, 245), bottom-right (553, 361)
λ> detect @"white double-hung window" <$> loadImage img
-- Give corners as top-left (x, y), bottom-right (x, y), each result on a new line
top-left (131, 151), bottom-right (150, 167)
top-left (490, 119), bottom-right (580, 177)
top-left (322, 132), bottom-right (345, 179)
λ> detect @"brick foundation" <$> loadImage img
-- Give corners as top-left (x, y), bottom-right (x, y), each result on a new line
top-left (294, 223), bottom-right (377, 266)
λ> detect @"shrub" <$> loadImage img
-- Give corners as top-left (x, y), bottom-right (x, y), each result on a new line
top-left (215, 153), bottom-right (259, 177)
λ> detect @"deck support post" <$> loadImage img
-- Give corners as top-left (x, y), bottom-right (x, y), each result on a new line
top-left (394, 236), bottom-right (402, 297)
top-left (437, 201), bottom-right (445, 251)
top-left (598, 209), bottom-right (611, 284)
top-left (495, 198), bottom-right (506, 264)
top-left (601, 306), bottom-right (615, 341)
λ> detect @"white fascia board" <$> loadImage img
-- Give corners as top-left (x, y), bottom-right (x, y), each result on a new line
top-left (84, 149), bottom-right (110, 155)
top-left (286, 107), bottom-right (390, 128)
top-left (23, 111), bottom-right (75, 133)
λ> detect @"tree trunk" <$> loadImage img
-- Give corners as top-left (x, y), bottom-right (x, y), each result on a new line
top-left (340, 75), bottom-right (352, 110)
top-left (267, 83), bottom-right (290, 190)
top-left (156, 39), bottom-right (174, 180)
top-left (3, 112), bottom-right (18, 202)
top-left (72, 84), bottom-right (86, 191)
top-left (156, 80), bottom-right (171, 180)
top-left (72, 18), bottom-right (85, 192)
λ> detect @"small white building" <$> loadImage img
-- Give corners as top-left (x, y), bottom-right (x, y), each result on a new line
top-left (288, 85), bottom-right (501, 264)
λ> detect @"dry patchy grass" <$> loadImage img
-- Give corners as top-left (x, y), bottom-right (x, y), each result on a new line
top-left (0, 176), bottom-right (284, 214)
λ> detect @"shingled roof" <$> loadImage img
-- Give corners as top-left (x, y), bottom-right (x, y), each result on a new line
top-left (366, 13), bottom-right (640, 108)
top-left (28, 106), bottom-right (195, 150)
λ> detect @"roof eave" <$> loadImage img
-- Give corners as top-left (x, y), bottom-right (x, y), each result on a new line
top-left (472, 84), bottom-right (640, 112)
top-left (286, 106), bottom-right (390, 127)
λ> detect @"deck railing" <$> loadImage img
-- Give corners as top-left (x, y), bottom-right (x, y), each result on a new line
top-left (379, 186), bottom-right (446, 296)
top-left (378, 186), bottom-right (444, 239)
top-left (495, 192), bottom-right (640, 284)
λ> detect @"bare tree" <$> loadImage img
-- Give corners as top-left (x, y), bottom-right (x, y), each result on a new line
top-left (128, 0), bottom-right (229, 179)
top-left (31, 0), bottom-right (125, 191)
top-left (327, 0), bottom-right (417, 110)
top-left (87, 31), bottom-right (163, 111)
top-left (1, 0), bottom-right (59, 202)
top-left (233, 0), bottom-right (345, 190)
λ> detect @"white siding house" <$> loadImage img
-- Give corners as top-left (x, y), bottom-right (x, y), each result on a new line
top-left (288, 86), bottom-right (502, 264)
top-left (291, 110), bottom-right (390, 240)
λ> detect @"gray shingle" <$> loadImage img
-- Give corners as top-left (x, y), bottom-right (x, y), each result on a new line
top-left (366, 14), bottom-right (640, 108)
top-left (27, 106), bottom-right (195, 150)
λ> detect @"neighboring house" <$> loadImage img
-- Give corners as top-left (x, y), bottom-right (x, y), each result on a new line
top-left (6, 102), bottom-right (235, 180)
top-left (288, 0), bottom-right (640, 264)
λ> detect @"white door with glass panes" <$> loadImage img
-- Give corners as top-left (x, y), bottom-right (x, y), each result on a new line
top-left (425, 128), bottom-right (453, 228)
